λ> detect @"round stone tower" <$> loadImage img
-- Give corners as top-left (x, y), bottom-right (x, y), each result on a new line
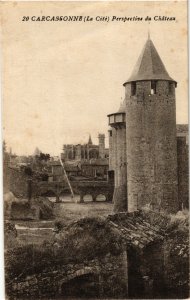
top-left (124, 37), bottom-right (178, 213)
top-left (108, 100), bottom-right (127, 212)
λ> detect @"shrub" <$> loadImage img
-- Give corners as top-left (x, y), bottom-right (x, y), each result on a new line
top-left (5, 217), bottom-right (124, 284)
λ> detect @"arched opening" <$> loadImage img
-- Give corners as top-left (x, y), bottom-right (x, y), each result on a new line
top-left (59, 190), bottom-right (81, 203)
top-left (41, 190), bottom-right (57, 202)
top-left (61, 273), bottom-right (100, 298)
top-left (74, 194), bottom-right (81, 203)
top-left (83, 194), bottom-right (93, 202)
top-left (96, 194), bottom-right (107, 202)
top-left (59, 189), bottom-right (73, 202)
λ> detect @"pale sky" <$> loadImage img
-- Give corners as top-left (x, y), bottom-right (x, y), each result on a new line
top-left (1, 1), bottom-right (188, 156)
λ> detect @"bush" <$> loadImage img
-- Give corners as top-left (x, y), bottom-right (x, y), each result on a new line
top-left (5, 243), bottom-right (55, 283)
top-left (163, 211), bottom-right (189, 297)
top-left (5, 217), bottom-right (124, 284)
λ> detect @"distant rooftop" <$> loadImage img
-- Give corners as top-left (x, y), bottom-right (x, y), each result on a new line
top-left (82, 158), bottom-right (109, 166)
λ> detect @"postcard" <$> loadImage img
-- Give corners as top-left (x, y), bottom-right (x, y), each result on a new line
top-left (1, 1), bottom-right (188, 299)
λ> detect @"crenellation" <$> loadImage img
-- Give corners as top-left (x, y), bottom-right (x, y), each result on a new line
top-left (136, 81), bottom-right (150, 96)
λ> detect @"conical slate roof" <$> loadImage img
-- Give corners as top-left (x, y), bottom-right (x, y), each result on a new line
top-left (107, 99), bottom-right (126, 117)
top-left (124, 38), bottom-right (176, 85)
top-left (117, 99), bottom-right (126, 113)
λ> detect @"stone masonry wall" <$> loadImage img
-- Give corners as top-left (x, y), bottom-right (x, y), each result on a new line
top-left (125, 80), bottom-right (178, 213)
top-left (98, 134), bottom-right (105, 159)
top-left (7, 251), bottom-right (128, 298)
top-left (9, 168), bottom-right (30, 198)
top-left (110, 127), bottom-right (117, 174)
top-left (113, 124), bottom-right (127, 212)
top-left (9, 167), bottom-right (39, 199)
top-left (108, 129), bottom-right (114, 170)
top-left (177, 136), bottom-right (189, 209)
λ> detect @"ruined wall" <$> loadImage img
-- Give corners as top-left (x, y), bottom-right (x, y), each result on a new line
top-left (7, 251), bottom-right (128, 298)
top-left (177, 137), bottom-right (189, 209)
top-left (125, 81), bottom-right (178, 213)
top-left (8, 167), bottom-right (40, 199)
top-left (9, 168), bottom-right (31, 198)
top-left (127, 241), bottom-right (165, 298)
top-left (162, 222), bottom-right (189, 298)
top-left (6, 211), bottom-right (189, 299)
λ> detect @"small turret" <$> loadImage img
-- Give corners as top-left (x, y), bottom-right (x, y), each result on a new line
top-left (107, 99), bottom-right (127, 212)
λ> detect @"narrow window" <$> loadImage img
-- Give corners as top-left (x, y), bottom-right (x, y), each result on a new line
top-left (169, 82), bottom-right (173, 94)
top-left (131, 82), bottom-right (136, 96)
top-left (109, 130), bottom-right (112, 137)
top-left (151, 81), bottom-right (157, 94)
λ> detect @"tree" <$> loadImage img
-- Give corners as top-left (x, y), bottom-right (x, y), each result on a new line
top-left (24, 166), bottom-right (33, 176)
top-left (3, 140), bottom-right (6, 153)
top-left (39, 153), bottom-right (50, 162)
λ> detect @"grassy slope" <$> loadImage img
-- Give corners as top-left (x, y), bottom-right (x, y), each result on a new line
top-left (14, 202), bottom-right (113, 245)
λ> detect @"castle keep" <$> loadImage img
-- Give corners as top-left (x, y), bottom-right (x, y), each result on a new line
top-left (108, 37), bottom-right (188, 213)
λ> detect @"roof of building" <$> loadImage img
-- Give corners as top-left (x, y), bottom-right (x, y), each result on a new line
top-left (49, 160), bottom-right (81, 172)
top-left (56, 210), bottom-right (173, 252)
top-left (107, 100), bottom-right (126, 117)
top-left (65, 165), bottom-right (80, 172)
top-left (117, 99), bottom-right (126, 113)
top-left (107, 210), bottom-right (167, 249)
top-left (54, 209), bottom-right (188, 263)
top-left (124, 38), bottom-right (176, 85)
top-left (82, 158), bottom-right (109, 166)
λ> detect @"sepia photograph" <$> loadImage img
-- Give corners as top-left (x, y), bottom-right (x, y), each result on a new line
top-left (1, 0), bottom-right (189, 299)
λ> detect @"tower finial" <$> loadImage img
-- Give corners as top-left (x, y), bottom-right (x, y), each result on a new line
top-left (88, 134), bottom-right (93, 145)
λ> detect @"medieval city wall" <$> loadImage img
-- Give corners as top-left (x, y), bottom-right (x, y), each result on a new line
top-left (8, 167), bottom-right (31, 198)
